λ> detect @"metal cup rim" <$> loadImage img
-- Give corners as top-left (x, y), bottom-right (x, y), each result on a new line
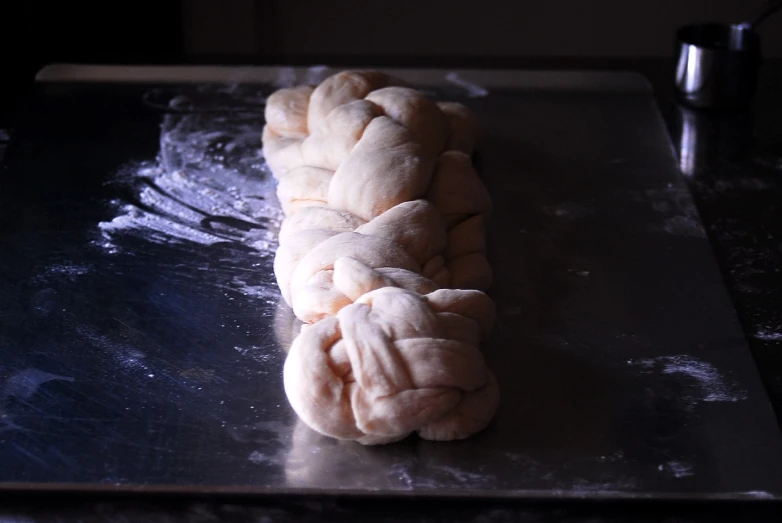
top-left (675, 22), bottom-right (760, 53)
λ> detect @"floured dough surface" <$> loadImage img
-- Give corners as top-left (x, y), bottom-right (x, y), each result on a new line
top-left (262, 70), bottom-right (499, 444)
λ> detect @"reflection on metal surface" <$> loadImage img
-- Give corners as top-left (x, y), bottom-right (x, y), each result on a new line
top-left (670, 104), bottom-right (755, 179)
top-left (676, 108), bottom-right (700, 177)
top-left (674, 47), bottom-right (705, 93)
top-left (1, 70), bottom-right (782, 500)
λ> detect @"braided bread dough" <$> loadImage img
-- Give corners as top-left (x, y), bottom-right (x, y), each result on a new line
top-left (262, 70), bottom-right (498, 444)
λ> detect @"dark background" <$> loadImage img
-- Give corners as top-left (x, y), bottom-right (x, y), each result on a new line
top-left (2, 0), bottom-right (782, 128)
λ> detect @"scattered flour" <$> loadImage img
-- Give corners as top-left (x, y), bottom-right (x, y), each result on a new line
top-left (628, 185), bottom-right (706, 238)
top-left (444, 72), bottom-right (489, 98)
top-left (566, 477), bottom-right (638, 494)
top-left (663, 460), bottom-right (694, 478)
top-left (629, 355), bottom-right (748, 403)
top-left (230, 276), bottom-right (280, 302)
top-left (75, 325), bottom-right (150, 373)
top-left (430, 465), bottom-right (493, 484)
top-left (644, 185), bottom-right (695, 215)
top-left (392, 466), bottom-right (414, 489)
top-left (740, 490), bottom-right (776, 499)
top-left (97, 86), bottom-right (284, 257)
top-left (248, 450), bottom-right (268, 465)
top-left (30, 263), bottom-right (94, 286)
top-left (541, 202), bottom-right (593, 220)
top-left (233, 346), bottom-right (274, 365)
top-left (42, 263), bottom-right (91, 278)
top-left (662, 215), bottom-right (705, 238)
top-left (713, 178), bottom-right (773, 193)
top-left (754, 329), bottom-right (782, 341)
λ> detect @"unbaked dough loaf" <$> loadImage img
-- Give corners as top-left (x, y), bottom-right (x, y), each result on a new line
top-left (262, 70), bottom-right (498, 444)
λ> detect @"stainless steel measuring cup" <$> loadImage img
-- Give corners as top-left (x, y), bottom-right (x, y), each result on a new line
top-left (674, 0), bottom-right (782, 109)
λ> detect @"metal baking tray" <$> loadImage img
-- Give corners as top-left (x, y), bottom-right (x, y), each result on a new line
top-left (1, 65), bottom-right (781, 500)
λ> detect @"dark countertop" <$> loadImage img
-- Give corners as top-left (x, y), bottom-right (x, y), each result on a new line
top-left (1, 57), bottom-right (782, 521)
top-left (664, 60), bottom-right (782, 420)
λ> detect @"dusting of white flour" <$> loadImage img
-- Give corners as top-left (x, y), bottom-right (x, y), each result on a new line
top-left (542, 202), bottom-right (594, 220)
top-left (740, 490), bottom-right (776, 499)
top-left (658, 460), bottom-right (694, 478)
top-left (661, 215), bottom-right (704, 238)
top-left (629, 355), bottom-right (748, 403)
top-left (754, 328), bottom-right (782, 341)
top-left (445, 72), bottom-right (489, 98)
top-left (97, 88), bottom-right (283, 255)
top-left (633, 184), bottom-right (706, 239)
top-left (31, 263), bottom-right (93, 285)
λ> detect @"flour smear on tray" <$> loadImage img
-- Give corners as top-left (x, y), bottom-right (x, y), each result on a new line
top-left (98, 95), bottom-right (282, 253)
